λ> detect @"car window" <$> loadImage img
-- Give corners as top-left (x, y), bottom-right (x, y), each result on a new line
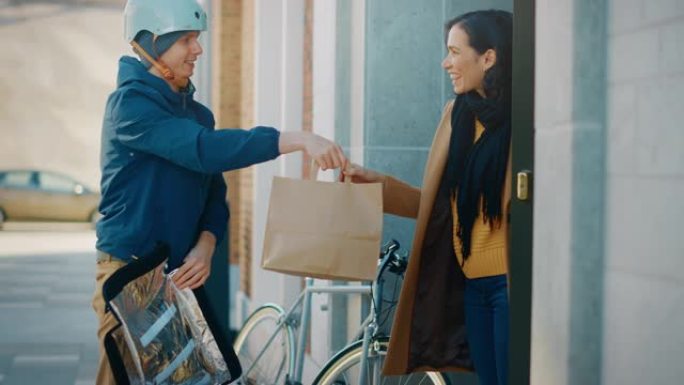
top-left (1, 171), bottom-right (35, 188)
top-left (39, 172), bottom-right (76, 193)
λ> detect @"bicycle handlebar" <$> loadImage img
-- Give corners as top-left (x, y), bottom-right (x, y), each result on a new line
top-left (376, 239), bottom-right (408, 281)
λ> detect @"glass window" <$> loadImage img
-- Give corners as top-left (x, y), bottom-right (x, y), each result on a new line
top-left (39, 172), bottom-right (76, 193)
top-left (1, 171), bottom-right (35, 188)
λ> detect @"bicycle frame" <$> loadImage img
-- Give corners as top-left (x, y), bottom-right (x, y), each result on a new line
top-left (239, 278), bottom-right (372, 384)
top-left (357, 266), bottom-right (386, 384)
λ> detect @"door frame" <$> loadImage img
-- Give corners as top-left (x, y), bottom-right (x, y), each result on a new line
top-left (509, 0), bottom-right (535, 384)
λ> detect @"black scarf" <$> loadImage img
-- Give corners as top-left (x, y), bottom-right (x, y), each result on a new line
top-left (444, 91), bottom-right (511, 262)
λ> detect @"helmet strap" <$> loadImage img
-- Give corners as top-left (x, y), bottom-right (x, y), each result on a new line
top-left (130, 40), bottom-right (190, 90)
top-left (130, 40), bottom-right (174, 79)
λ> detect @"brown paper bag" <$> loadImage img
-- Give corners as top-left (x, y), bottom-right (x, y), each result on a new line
top-left (261, 168), bottom-right (383, 281)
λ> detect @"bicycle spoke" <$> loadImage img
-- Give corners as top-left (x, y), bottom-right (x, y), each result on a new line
top-left (312, 339), bottom-right (447, 385)
top-left (233, 306), bottom-right (294, 385)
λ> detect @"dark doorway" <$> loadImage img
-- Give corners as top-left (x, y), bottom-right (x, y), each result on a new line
top-left (508, 0), bottom-right (535, 384)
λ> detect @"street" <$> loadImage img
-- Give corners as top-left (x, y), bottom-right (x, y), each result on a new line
top-left (0, 224), bottom-right (98, 385)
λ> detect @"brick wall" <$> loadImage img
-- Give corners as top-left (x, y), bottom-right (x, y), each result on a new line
top-left (213, 0), bottom-right (312, 298)
top-left (211, 0), bottom-right (251, 294)
top-left (237, 0), bottom-right (255, 297)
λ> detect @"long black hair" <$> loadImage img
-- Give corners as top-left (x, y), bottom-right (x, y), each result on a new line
top-left (443, 10), bottom-right (514, 262)
top-left (445, 10), bottom-right (513, 102)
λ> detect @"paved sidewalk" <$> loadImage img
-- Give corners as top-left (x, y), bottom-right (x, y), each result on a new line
top-left (0, 228), bottom-right (98, 385)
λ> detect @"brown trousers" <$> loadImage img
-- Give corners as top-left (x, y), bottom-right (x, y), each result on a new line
top-left (91, 259), bottom-right (127, 385)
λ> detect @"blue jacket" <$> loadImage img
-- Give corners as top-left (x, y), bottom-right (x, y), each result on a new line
top-left (97, 56), bottom-right (280, 268)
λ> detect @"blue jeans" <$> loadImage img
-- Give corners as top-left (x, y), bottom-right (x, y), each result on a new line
top-left (464, 274), bottom-right (509, 385)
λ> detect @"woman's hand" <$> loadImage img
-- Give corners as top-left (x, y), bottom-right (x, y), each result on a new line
top-left (342, 163), bottom-right (386, 184)
top-left (279, 132), bottom-right (347, 170)
top-left (172, 231), bottom-right (216, 290)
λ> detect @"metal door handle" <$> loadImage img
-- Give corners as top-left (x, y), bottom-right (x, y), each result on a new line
top-left (516, 170), bottom-right (532, 201)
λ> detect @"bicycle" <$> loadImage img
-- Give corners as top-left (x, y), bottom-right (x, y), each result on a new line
top-left (233, 240), bottom-right (450, 385)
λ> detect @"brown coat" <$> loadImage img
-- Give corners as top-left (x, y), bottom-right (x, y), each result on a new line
top-left (381, 99), bottom-right (511, 375)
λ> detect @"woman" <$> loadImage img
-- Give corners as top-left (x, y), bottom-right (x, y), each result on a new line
top-left (345, 10), bottom-right (513, 385)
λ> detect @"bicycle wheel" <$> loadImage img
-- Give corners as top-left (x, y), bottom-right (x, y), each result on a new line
top-left (233, 304), bottom-right (296, 385)
top-left (313, 337), bottom-right (450, 385)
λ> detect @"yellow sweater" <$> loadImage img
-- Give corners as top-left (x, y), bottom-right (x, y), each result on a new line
top-left (451, 120), bottom-right (511, 278)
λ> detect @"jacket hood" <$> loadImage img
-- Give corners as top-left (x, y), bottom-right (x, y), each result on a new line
top-left (116, 56), bottom-right (196, 105)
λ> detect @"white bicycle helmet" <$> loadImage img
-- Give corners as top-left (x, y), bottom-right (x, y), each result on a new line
top-left (124, 0), bottom-right (207, 42)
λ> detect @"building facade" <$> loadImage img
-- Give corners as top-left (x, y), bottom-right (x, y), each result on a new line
top-left (206, 0), bottom-right (684, 384)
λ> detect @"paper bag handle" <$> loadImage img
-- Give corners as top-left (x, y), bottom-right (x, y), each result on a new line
top-left (308, 160), bottom-right (351, 183)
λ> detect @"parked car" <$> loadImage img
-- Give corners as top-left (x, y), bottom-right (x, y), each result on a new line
top-left (0, 169), bottom-right (100, 228)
